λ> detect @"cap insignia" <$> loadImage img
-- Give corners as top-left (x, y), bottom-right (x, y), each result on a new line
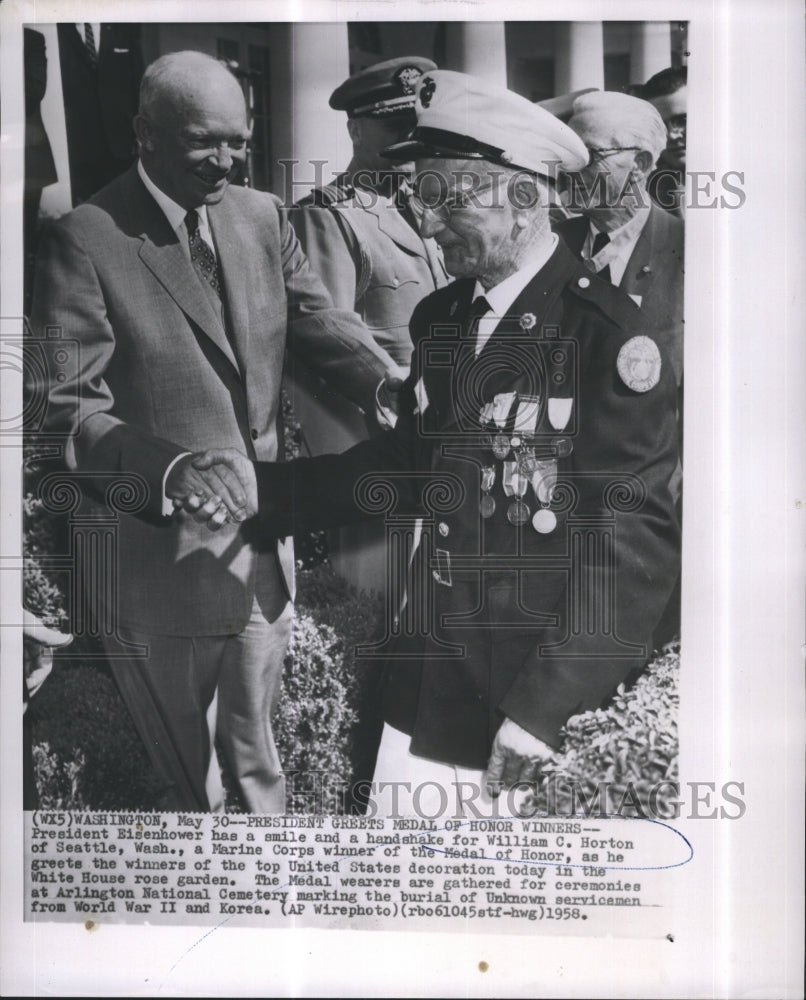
top-left (395, 66), bottom-right (423, 96)
top-left (419, 75), bottom-right (436, 108)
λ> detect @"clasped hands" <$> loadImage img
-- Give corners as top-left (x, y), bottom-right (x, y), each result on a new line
top-left (166, 449), bottom-right (256, 528)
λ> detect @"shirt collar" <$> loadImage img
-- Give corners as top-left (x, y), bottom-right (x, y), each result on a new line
top-left (586, 207), bottom-right (649, 258)
top-left (472, 233), bottom-right (559, 316)
top-left (137, 159), bottom-right (210, 236)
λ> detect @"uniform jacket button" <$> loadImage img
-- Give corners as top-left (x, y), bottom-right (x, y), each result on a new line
top-left (438, 522), bottom-right (449, 537)
top-left (251, 428), bottom-right (259, 440)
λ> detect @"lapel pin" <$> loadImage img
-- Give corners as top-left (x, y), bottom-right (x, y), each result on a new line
top-left (519, 312), bottom-right (536, 330)
top-left (640, 265), bottom-right (652, 275)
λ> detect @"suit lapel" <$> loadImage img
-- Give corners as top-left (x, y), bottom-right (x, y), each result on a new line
top-left (621, 207), bottom-right (662, 299)
top-left (125, 170), bottom-right (241, 375)
top-left (209, 198), bottom-right (250, 370)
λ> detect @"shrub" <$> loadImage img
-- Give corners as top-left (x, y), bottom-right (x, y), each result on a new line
top-left (532, 643), bottom-right (680, 818)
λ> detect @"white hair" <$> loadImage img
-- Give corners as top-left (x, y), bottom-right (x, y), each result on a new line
top-left (568, 91), bottom-right (669, 167)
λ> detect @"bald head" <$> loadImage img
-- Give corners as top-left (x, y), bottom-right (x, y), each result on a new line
top-left (134, 51), bottom-right (250, 210)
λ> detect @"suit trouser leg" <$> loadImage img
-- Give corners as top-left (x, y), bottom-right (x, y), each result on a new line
top-left (214, 552), bottom-right (293, 814)
top-left (104, 630), bottom-right (227, 811)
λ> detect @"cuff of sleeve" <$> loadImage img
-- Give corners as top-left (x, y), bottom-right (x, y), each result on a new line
top-left (161, 452), bottom-right (193, 517)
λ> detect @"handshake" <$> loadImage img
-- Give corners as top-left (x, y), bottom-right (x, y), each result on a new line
top-left (166, 449), bottom-right (257, 528)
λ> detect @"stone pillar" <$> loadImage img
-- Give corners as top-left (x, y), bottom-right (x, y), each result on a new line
top-left (37, 24), bottom-right (73, 218)
top-left (271, 22), bottom-right (351, 206)
top-left (554, 22), bottom-right (605, 94)
top-left (444, 23), bottom-right (507, 87)
top-left (630, 21), bottom-right (673, 85)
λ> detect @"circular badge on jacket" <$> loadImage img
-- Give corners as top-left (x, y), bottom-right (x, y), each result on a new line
top-left (616, 336), bottom-right (662, 392)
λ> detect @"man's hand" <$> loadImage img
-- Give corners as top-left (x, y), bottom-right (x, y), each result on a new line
top-left (165, 451), bottom-right (255, 529)
top-left (375, 364), bottom-right (408, 429)
top-left (189, 448), bottom-right (258, 524)
top-left (485, 717), bottom-right (555, 798)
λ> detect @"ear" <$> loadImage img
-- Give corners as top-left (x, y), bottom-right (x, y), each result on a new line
top-left (133, 114), bottom-right (154, 153)
top-left (632, 149), bottom-right (654, 178)
top-left (346, 118), bottom-right (363, 148)
top-left (509, 172), bottom-right (541, 212)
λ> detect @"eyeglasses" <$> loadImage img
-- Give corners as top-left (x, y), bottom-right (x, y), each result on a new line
top-left (585, 146), bottom-right (644, 166)
top-left (410, 175), bottom-right (508, 219)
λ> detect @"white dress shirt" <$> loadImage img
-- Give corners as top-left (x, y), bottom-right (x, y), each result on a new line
top-left (471, 233), bottom-right (558, 355)
top-left (581, 208), bottom-right (649, 289)
top-left (137, 160), bottom-right (217, 260)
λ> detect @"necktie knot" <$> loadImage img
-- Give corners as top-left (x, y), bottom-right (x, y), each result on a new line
top-left (591, 229), bottom-right (610, 257)
top-left (469, 295), bottom-right (491, 322)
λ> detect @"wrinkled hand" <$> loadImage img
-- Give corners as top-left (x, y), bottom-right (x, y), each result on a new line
top-left (485, 718), bottom-right (555, 798)
top-left (189, 448), bottom-right (258, 525)
top-left (376, 364), bottom-right (408, 429)
top-left (23, 609), bottom-right (73, 701)
top-left (166, 452), bottom-right (254, 529)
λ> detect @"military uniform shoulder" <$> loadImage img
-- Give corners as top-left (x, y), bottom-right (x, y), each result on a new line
top-left (566, 269), bottom-right (642, 333)
top-left (295, 179), bottom-right (356, 209)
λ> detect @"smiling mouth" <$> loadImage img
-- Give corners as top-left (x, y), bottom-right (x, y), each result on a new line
top-left (196, 172), bottom-right (229, 187)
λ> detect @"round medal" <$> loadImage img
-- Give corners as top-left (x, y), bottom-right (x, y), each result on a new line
top-left (507, 499), bottom-right (530, 526)
top-left (492, 434), bottom-right (510, 460)
top-left (510, 435), bottom-right (522, 449)
top-left (480, 495), bottom-right (496, 518)
top-left (518, 454), bottom-right (538, 476)
top-left (553, 437), bottom-right (573, 457)
top-left (532, 508), bottom-right (557, 533)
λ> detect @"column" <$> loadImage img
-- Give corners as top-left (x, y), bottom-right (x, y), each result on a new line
top-left (444, 23), bottom-right (507, 87)
top-left (554, 22), bottom-right (605, 94)
top-left (270, 22), bottom-right (351, 206)
top-left (630, 21), bottom-right (673, 85)
top-left (36, 24), bottom-right (73, 218)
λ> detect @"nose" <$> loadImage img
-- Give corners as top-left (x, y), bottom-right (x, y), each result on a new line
top-left (418, 205), bottom-right (445, 239)
top-left (209, 145), bottom-right (234, 171)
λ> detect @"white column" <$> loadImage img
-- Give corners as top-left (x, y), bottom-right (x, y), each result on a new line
top-left (630, 21), bottom-right (673, 85)
top-left (444, 23), bottom-right (507, 87)
top-left (271, 22), bottom-right (351, 206)
top-left (554, 22), bottom-right (605, 94)
top-left (37, 24), bottom-right (73, 218)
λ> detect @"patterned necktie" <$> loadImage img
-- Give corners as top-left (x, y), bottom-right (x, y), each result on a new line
top-left (591, 229), bottom-right (612, 283)
top-left (83, 23), bottom-right (98, 65)
top-left (185, 210), bottom-right (221, 298)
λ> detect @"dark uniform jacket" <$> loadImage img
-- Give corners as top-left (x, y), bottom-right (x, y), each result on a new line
top-left (291, 174), bottom-right (448, 367)
top-left (254, 241), bottom-right (681, 768)
top-left (557, 205), bottom-right (685, 388)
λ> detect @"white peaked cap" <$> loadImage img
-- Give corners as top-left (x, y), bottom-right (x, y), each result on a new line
top-left (381, 69), bottom-right (590, 176)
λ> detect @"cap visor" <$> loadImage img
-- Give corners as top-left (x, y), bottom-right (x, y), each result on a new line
top-left (380, 138), bottom-right (435, 161)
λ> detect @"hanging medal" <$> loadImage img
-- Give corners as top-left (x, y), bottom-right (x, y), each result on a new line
top-left (503, 463), bottom-right (530, 526)
top-left (530, 458), bottom-right (558, 534)
top-left (480, 465), bottom-right (496, 518)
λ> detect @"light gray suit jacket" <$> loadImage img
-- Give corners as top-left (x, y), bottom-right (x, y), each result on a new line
top-left (29, 165), bottom-right (393, 635)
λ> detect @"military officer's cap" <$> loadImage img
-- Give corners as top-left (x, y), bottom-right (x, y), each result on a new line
top-left (381, 69), bottom-right (589, 176)
top-left (330, 56), bottom-right (437, 119)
